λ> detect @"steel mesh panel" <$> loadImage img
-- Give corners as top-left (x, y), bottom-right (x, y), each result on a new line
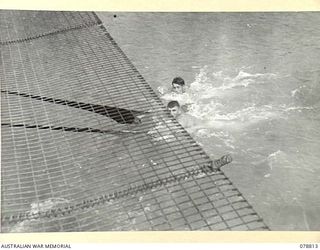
top-left (0, 10), bottom-right (269, 232)
top-left (0, 10), bottom-right (99, 44)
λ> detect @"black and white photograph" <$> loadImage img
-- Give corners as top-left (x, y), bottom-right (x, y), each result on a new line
top-left (1, 9), bottom-right (319, 233)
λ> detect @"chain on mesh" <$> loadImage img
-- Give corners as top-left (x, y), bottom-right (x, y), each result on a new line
top-left (2, 155), bottom-right (232, 224)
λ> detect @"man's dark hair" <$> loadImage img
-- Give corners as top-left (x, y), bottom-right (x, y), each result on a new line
top-left (172, 77), bottom-right (185, 86)
top-left (167, 100), bottom-right (180, 109)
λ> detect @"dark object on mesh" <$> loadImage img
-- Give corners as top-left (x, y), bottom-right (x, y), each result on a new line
top-left (1, 90), bottom-right (144, 124)
top-left (1, 122), bottom-right (143, 135)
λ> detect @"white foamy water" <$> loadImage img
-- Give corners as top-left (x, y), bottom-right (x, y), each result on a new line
top-left (160, 67), bottom-right (292, 133)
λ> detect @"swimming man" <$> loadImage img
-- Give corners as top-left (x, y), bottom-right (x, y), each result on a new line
top-left (167, 100), bottom-right (198, 132)
top-left (171, 77), bottom-right (185, 94)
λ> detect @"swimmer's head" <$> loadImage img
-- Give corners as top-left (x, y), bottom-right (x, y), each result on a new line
top-left (172, 77), bottom-right (185, 94)
top-left (167, 100), bottom-right (182, 118)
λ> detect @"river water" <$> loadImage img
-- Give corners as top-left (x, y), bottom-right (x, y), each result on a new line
top-left (97, 12), bottom-right (320, 230)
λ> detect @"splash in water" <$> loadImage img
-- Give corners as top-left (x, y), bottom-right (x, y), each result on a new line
top-left (159, 66), bottom-right (281, 132)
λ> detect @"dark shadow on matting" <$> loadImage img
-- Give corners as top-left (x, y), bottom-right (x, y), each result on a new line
top-left (0, 10), bottom-right (268, 232)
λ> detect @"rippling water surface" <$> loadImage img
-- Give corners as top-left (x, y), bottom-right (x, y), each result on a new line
top-left (98, 12), bottom-right (320, 230)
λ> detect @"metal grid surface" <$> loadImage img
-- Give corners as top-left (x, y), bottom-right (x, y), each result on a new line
top-left (0, 10), bottom-right (269, 232)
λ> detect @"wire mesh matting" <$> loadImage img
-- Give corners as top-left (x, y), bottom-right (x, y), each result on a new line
top-left (0, 10), bottom-right (269, 232)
